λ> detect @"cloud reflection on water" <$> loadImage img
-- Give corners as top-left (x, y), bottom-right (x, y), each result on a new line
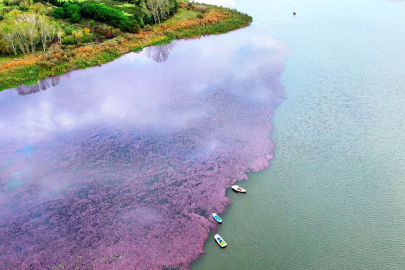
top-left (0, 25), bottom-right (289, 269)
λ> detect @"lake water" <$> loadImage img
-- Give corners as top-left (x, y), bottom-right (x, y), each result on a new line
top-left (193, 0), bottom-right (405, 269)
top-left (0, 15), bottom-right (288, 269)
top-left (1, 0), bottom-right (405, 269)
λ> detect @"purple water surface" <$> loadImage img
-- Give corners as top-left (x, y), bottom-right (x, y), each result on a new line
top-left (0, 27), bottom-right (289, 269)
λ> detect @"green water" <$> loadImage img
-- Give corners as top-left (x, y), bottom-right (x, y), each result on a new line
top-left (192, 0), bottom-right (405, 269)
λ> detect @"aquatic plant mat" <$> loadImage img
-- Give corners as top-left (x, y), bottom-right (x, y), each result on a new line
top-left (0, 27), bottom-right (289, 269)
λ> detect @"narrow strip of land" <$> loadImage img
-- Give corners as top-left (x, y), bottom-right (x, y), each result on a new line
top-left (0, 0), bottom-right (252, 91)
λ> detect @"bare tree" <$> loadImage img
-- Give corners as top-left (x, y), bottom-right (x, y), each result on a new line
top-left (146, 0), bottom-right (170, 24)
top-left (57, 30), bottom-right (63, 45)
top-left (1, 26), bottom-right (18, 55)
top-left (1, 14), bottom-right (59, 55)
top-left (17, 13), bottom-right (40, 53)
top-left (39, 19), bottom-right (56, 52)
top-left (14, 24), bottom-right (29, 54)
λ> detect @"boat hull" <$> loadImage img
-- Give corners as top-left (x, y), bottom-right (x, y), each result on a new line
top-left (231, 185), bottom-right (247, 193)
top-left (212, 213), bottom-right (222, 224)
top-left (214, 234), bottom-right (227, 248)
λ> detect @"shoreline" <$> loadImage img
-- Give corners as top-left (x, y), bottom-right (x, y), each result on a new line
top-left (0, 4), bottom-right (252, 91)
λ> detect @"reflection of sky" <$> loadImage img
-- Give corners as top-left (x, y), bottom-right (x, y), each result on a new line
top-left (0, 25), bottom-right (289, 269)
top-left (0, 27), bottom-right (287, 144)
top-left (199, 0), bottom-right (329, 21)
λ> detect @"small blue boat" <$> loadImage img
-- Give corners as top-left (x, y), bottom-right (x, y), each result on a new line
top-left (212, 213), bottom-right (222, 224)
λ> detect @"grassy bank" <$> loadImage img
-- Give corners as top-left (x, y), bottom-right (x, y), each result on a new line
top-left (0, 3), bottom-right (252, 91)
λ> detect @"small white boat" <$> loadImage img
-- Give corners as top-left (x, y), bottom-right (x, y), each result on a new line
top-left (212, 213), bottom-right (222, 224)
top-left (232, 185), bottom-right (247, 193)
top-left (214, 234), bottom-right (227, 248)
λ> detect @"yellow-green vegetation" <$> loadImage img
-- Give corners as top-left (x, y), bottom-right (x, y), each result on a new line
top-left (0, 0), bottom-right (252, 91)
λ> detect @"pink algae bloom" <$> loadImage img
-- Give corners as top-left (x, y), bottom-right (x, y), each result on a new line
top-left (0, 28), bottom-right (289, 269)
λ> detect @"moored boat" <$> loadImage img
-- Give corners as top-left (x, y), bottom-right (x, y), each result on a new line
top-left (214, 234), bottom-right (227, 248)
top-left (212, 213), bottom-right (222, 224)
top-left (231, 185), bottom-right (247, 193)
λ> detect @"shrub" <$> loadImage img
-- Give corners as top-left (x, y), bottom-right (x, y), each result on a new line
top-left (65, 27), bottom-right (75, 35)
top-left (53, 7), bottom-right (65, 19)
top-left (63, 2), bottom-right (71, 11)
top-left (66, 4), bottom-right (81, 17)
top-left (41, 7), bottom-right (54, 16)
top-left (72, 30), bottom-right (83, 40)
top-left (0, 38), bottom-right (11, 54)
top-left (132, 12), bottom-right (143, 27)
top-left (18, 5), bottom-right (29, 11)
top-left (93, 36), bottom-right (103, 43)
top-left (187, 2), bottom-right (192, 10)
top-left (62, 36), bottom-right (77, 45)
top-left (80, 34), bottom-right (94, 43)
top-left (70, 11), bottom-right (81, 22)
top-left (111, 28), bottom-right (120, 37)
top-left (0, 16), bottom-right (4, 21)
top-left (4, 0), bottom-right (19, 6)
top-left (197, 13), bottom-right (204, 19)
top-left (194, 4), bottom-right (209, 12)
top-left (92, 24), bottom-right (109, 35)
top-left (104, 33), bottom-right (114, 39)
top-left (81, 4), bottom-right (139, 33)
top-left (7, 9), bottom-right (21, 17)
top-left (142, 14), bottom-right (153, 25)
top-left (116, 36), bottom-right (124, 44)
top-left (89, 20), bottom-right (96, 27)
top-left (143, 24), bottom-right (153, 31)
top-left (169, 0), bottom-right (179, 16)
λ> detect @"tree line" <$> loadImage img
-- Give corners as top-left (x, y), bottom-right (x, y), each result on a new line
top-left (54, 2), bottom-right (141, 33)
top-left (52, 0), bottom-right (179, 31)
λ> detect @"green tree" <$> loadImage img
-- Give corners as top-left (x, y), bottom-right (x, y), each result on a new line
top-left (70, 12), bottom-right (81, 23)
top-left (53, 7), bottom-right (65, 19)
top-left (66, 4), bottom-right (81, 17)
top-left (81, 4), bottom-right (139, 33)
